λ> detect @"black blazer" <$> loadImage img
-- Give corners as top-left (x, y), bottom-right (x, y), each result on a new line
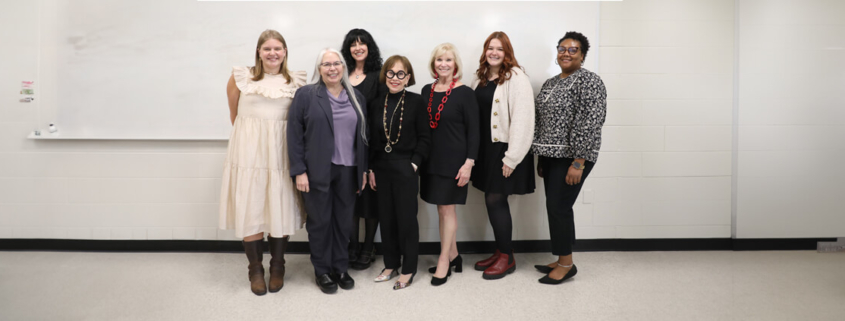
top-left (288, 83), bottom-right (368, 192)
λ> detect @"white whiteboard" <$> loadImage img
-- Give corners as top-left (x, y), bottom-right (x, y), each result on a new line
top-left (46, 0), bottom-right (600, 139)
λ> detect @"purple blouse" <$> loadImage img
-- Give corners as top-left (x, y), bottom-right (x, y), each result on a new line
top-left (327, 88), bottom-right (357, 166)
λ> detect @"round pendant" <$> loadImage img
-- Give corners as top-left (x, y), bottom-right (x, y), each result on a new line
top-left (384, 145), bottom-right (392, 153)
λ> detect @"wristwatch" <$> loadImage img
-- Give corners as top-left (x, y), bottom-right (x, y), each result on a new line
top-left (571, 161), bottom-right (585, 170)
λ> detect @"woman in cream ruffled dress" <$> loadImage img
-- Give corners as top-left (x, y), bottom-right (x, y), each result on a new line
top-left (219, 30), bottom-right (307, 296)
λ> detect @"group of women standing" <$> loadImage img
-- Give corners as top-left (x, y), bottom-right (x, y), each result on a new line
top-left (218, 28), bottom-right (607, 295)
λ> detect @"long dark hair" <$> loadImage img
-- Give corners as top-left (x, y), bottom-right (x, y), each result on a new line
top-left (341, 29), bottom-right (383, 73)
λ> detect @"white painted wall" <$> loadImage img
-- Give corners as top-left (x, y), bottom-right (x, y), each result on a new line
top-left (736, 0), bottom-right (845, 238)
top-left (1, 0), bottom-right (842, 242)
top-left (590, 0), bottom-right (735, 238)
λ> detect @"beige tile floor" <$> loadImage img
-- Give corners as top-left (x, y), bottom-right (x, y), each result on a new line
top-left (1, 251), bottom-right (843, 320)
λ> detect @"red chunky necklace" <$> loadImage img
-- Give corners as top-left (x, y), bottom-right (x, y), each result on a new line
top-left (427, 78), bottom-right (457, 129)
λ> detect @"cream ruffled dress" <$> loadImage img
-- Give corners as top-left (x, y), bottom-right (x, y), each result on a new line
top-left (219, 66), bottom-right (307, 238)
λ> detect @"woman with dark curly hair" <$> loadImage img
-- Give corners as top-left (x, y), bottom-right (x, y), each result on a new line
top-left (532, 31), bottom-right (606, 285)
top-left (340, 28), bottom-right (385, 270)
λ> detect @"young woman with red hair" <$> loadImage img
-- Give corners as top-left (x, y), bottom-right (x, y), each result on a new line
top-left (469, 31), bottom-right (536, 280)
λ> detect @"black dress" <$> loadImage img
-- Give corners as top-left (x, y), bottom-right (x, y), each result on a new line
top-left (352, 71), bottom-right (385, 219)
top-left (471, 80), bottom-right (535, 195)
top-left (353, 70), bottom-right (384, 107)
top-left (419, 84), bottom-right (480, 205)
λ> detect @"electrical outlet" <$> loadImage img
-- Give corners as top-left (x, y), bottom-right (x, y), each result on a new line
top-left (817, 238), bottom-right (845, 253)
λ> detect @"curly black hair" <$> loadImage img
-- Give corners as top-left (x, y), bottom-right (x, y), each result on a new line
top-left (341, 29), bottom-right (384, 73)
top-left (558, 31), bottom-right (590, 63)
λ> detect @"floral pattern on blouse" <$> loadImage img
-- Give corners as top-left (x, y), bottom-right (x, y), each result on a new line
top-left (531, 68), bottom-right (607, 163)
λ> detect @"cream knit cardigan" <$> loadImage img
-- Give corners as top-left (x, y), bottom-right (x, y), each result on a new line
top-left (470, 67), bottom-right (535, 169)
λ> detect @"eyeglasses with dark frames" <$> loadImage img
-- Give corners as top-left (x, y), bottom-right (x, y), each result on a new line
top-left (556, 46), bottom-right (580, 55)
top-left (385, 70), bottom-right (409, 80)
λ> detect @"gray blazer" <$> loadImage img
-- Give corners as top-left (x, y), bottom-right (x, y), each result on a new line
top-left (288, 83), bottom-right (368, 192)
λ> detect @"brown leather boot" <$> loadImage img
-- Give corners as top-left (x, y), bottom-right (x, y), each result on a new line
top-left (267, 235), bottom-right (289, 293)
top-left (482, 252), bottom-right (515, 280)
top-left (243, 240), bottom-right (267, 295)
top-left (474, 250), bottom-right (501, 271)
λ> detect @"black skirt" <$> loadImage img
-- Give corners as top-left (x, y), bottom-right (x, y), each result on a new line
top-left (471, 141), bottom-right (535, 195)
top-left (420, 174), bottom-right (468, 205)
top-left (354, 186), bottom-right (378, 219)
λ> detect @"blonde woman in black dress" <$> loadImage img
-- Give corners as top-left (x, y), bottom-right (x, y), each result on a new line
top-left (419, 43), bottom-right (480, 286)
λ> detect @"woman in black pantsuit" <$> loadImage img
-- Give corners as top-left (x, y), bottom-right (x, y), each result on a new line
top-left (288, 48), bottom-right (369, 294)
top-left (367, 55), bottom-right (431, 290)
top-left (532, 32), bottom-right (606, 285)
top-left (419, 43), bottom-right (480, 286)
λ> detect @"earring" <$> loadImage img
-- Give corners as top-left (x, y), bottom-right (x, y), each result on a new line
top-left (453, 69), bottom-right (457, 76)
top-left (554, 59), bottom-right (559, 66)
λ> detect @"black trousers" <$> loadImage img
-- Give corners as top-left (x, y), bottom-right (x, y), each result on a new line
top-left (374, 157), bottom-right (420, 275)
top-left (539, 156), bottom-right (595, 256)
top-left (302, 164), bottom-right (357, 276)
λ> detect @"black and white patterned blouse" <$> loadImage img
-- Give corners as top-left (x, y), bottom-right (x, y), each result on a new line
top-left (531, 68), bottom-right (607, 163)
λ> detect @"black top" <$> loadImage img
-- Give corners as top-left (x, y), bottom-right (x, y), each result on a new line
top-left (419, 84), bottom-right (479, 178)
top-left (353, 70), bottom-right (386, 109)
top-left (475, 80), bottom-right (497, 143)
top-left (368, 90), bottom-right (431, 167)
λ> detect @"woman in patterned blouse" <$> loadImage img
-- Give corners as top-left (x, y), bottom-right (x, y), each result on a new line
top-left (531, 31), bottom-right (607, 285)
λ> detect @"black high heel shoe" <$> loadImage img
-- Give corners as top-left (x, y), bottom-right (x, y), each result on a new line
top-left (428, 255), bottom-right (463, 273)
top-left (430, 268), bottom-right (452, 286)
top-left (538, 264), bottom-right (577, 285)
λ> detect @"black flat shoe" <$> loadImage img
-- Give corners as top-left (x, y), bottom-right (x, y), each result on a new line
top-left (538, 264), bottom-right (577, 285)
top-left (348, 243), bottom-right (360, 262)
top-left (534, 264), bottom-right (554, 274)
top-left (333, 272), bottom-right (355, 290)
top-left (428, 255), bottom-right (463, 273)
top-left (316, 274), bottom-right (338, 294)
top-left (430, 268), bottom-right (452, 286)
top-left (350, 248), bottom-right (375, 270)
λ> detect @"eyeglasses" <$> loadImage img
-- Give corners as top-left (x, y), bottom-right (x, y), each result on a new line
top-left (320, 61), bottom-right (343, 68)
top-left (556, 46), bottom-right (580, 55)
top-left (385, 70), bottom-right (409, 80)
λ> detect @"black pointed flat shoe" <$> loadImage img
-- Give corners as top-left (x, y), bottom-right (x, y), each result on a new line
top-left (538, 264), bottom-right (577, 285)
top-left (534, 264), bottom-right (554, 274)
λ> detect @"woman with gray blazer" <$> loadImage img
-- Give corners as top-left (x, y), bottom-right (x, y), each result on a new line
top-left (288, 48), bottom-right (368, 294)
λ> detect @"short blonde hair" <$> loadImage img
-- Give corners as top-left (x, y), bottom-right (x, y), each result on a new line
top-left (428, 43), bottom-right (463, 80)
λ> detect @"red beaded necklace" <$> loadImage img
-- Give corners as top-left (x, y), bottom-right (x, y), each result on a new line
top-left (427, 78), bottom-right (457, 129)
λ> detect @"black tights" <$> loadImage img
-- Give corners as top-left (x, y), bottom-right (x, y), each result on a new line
top-left (351, 216), bottom-right (379, 252)
top-left (485, 193), bottom-right (513, 255)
